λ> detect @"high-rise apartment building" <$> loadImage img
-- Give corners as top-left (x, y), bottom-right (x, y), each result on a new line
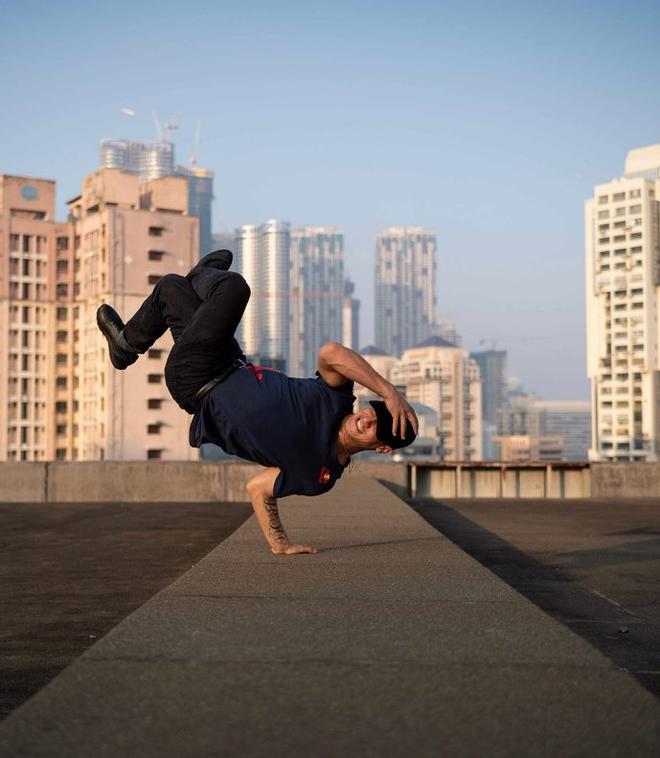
top-left (100, 138), bottom-right (214, 258)
top-left (342, 278), bottom-right (360, 351)
top-left (497, 394), bottom-right (591, 461)
top-left (0, 169), bottom-right (200, 462)
top-left (236, 220), bottom-right (290, 371)
top-left (289, 228), bottom-right (344, 377)
top-left (586, 144), bottom-right (660, 461)
top-left (536, 401), bottom-right (591, 461)
top-left (375, 227), bottom-right (437, 356)
top-left (0, 175), bottom-right (70, 461)
top-left (391, 336), bottom-right (482, 460)
top-left (471, 349), bottom-right (508, 459)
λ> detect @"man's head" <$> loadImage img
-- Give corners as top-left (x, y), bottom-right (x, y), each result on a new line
top-left (339, 402), bottom-right (417, 456)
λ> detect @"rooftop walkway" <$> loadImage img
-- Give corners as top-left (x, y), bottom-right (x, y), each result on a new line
top-left (1, 475), bottom-right (659, 756)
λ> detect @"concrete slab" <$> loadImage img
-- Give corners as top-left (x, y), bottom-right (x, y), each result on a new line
top-left (1, 476), bottom-right (659, 757)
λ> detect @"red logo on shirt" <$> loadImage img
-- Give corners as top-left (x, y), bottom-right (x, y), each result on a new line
top-left (318, 466), bottom-right (331, 484)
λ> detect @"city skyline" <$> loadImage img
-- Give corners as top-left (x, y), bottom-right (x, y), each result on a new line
top-left (4, 2), bottom-right (660, 401)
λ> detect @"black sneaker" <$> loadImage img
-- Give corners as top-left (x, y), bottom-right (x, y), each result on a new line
top-left (96, 304), bottom-right (138, 370)
top-left (186, 249), bottom-right (234, 300)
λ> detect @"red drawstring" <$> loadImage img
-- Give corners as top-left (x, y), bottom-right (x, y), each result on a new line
top-left (242, 364), bottom-right (279, 382)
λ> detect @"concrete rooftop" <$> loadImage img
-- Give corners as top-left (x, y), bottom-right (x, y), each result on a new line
top-left (1, 475), bottom-right (659, 756)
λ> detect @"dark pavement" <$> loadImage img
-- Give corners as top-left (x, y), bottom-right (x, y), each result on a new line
top-left (1, 477), bottom-right (659, 757)
top-left (0, 501), bottom-right (251, 720)
top-left (411, 497), bottom-right (660, 698)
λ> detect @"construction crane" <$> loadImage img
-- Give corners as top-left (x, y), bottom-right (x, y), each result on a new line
top-left (120, 107), bottom-right (178, 143)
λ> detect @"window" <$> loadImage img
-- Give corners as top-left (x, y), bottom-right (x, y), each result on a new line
top-left (148, 226), bottom-right (164, 237)
top-left (56, 330), bottom-right (68, 343)
top-left (56, 236), bottom-right (69, 252)
top-left (148, 349), bottom-right (164, 359)
top-left (631, 232), bottom-right (642, 239)
top-left (598, 210), bottom-right (609, 219)
top-left (147, 274), bottom-right (162, 285)
top-left (629, 204), bottom-right (642, 214)
top-left (56, 353), bottom-right (67, 366)
top-left (147, 423), bottom-right (162, 435)
top-left (147, 374), bottom-right (162, 384)
top-left (147, 449), bottom-right (163, 459)
top-left (56, 260), bottom-right (68, 274)
top-left (56, 448), bottom-right (67, 460)
top-left (148, 250), bottom-right (165, 261)
top-left (56, 424), bottom-right (67, 436)
top-left (147, 398), bottom-right (163, 409)
top-left (630, 189), bottom-right (641, 199)
top-left (55, 401), bottom-right (67, 414)
top-left (56, 377), bottom-right (67, 389)
top-left (615, 207), bottom-right (626, 217)
top-left (56, 307), bottom-right (67, 321)
top-left (599, 237), bottom-right (610, 244)
top-left (613, 192), bottom-right (625, 201)
top-left (56, 283), bottom-right (68, 298)
top-left (598, 195), bottom-right (608, 204)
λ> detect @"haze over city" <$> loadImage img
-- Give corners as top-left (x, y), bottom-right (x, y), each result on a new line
top-left (3, 0), bottom-right (660, 399)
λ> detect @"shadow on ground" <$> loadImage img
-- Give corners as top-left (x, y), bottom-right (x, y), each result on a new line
top-left (377, 480), bottom-right (660, 700)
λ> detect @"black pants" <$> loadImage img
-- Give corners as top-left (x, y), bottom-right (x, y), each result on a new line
top-left (122, 272), bottom-right (251, 414)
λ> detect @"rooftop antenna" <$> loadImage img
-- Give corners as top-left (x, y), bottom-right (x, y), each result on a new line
top-left (190, 120), bottom-right (201, 165)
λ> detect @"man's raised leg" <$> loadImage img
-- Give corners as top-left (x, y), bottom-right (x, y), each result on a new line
top-left (97, 274), bottom-right (202, 370)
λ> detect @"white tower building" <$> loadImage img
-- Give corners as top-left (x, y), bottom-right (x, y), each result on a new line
top-left (585, 144), bottom-right (660, 461)
top-left (289, 228), bottom-right (344, 377)
top-left (237, 220), bottom-right (290, 370)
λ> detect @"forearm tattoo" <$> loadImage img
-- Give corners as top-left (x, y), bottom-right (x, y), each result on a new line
top-left (264, 496), bottom-right (288, 548)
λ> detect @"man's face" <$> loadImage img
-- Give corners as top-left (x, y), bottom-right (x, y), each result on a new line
top-left (347, 406), bottom-right (380, 448)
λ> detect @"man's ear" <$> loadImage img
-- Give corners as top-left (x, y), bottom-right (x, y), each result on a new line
top-left (375, 445), bottom-right (393, 455)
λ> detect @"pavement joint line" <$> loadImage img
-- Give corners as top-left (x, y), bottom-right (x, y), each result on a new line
top-left (172, 593), bottom-right (526, 603)
top-left (79, 657), bottom-right (620, 672)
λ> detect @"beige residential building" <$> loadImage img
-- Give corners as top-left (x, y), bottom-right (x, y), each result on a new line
top-left (491, 435), bottom-right (564, 462)
top-left (586, 144), bottom-right (660, 461)
top-left (0, 169), bottom-right (200, 462)
top-left (0, 175), bottom-right (70, 461)
top-left (387, 337), bottom-right (482, 460)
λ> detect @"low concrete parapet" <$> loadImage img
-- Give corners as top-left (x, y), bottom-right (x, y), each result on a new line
top-left (591, 462), bottom-right (660, 499)
top-left (408, 461), bottom-right (592, 499)
top-left (2, 460), bottom-right (658, 502)
top-left (0, 463), bottom-right (47, 502)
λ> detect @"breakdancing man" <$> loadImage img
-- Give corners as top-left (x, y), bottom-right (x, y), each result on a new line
top-left (97, 250), bottom-right (418, 556)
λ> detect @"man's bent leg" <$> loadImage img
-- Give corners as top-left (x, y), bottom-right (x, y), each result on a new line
top-left (165, 271), bottom-right (251, 413)
top-left (122, 273), bottom-right (202, 352)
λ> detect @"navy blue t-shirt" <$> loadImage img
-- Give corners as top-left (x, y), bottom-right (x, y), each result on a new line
top-left (189, 365), bottom-right (356, 498)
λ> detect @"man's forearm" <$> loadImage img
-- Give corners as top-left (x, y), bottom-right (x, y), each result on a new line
top-left (250, 489), bottom-right (289, 553)
top-left (326, 343), bottom-right (395, 398)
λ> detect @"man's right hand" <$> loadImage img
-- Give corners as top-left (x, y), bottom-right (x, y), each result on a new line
top-left (383, 388), bottom-right (419, 439)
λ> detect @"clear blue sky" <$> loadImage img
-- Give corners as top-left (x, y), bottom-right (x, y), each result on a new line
top-left (3, 0), bottom-right (660, 399)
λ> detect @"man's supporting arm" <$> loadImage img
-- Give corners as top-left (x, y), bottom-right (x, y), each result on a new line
top-left (246, 467), bottom-right (317, 556)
